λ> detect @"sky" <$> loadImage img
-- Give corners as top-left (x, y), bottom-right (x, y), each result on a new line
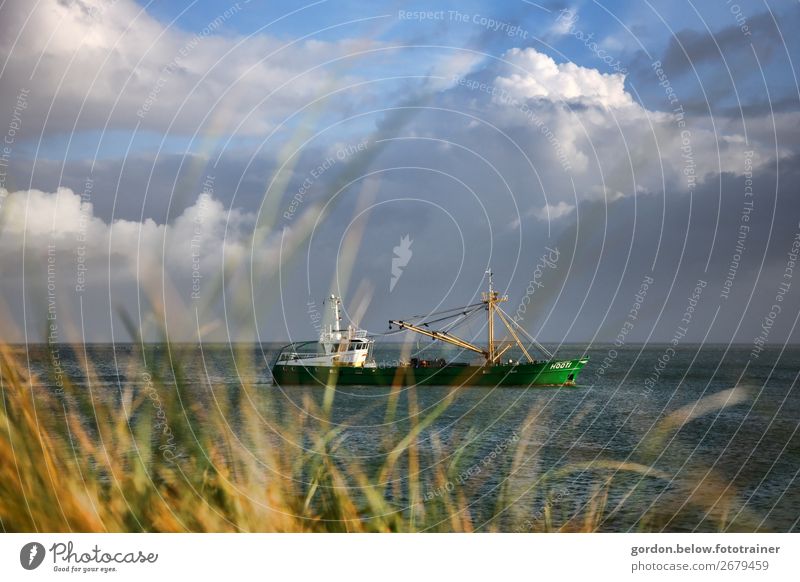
top-left (0, 0), bottom-right (799, 349)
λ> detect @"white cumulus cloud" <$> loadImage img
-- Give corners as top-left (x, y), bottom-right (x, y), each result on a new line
top-left (0, 186), bottom-right (263, 342)
top-left (534, 201), bottom-right (575, 221)
top-left (496, 47), bottom-right (634, 109)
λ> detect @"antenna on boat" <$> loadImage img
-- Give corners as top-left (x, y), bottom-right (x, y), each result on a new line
top-left (332, 294), bottom-right (342, 332)
top-left (323, 294), bottom-right (343, 333)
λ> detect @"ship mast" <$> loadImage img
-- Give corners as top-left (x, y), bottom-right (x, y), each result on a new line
top-left (484, 269), bottom-right (508, 364)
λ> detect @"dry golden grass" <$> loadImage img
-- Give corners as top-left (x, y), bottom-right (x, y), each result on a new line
top-left (0, 342), bottom-right (763, 533)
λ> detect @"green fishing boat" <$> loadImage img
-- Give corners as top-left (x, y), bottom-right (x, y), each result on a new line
top-left (272, 271), bottom-right (588, 387)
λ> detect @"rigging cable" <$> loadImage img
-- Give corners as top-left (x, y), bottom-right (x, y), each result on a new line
top-left (495, 305), bottom-right (554, 359)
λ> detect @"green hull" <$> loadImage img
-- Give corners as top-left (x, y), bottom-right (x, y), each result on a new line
top-left (271, 358), bottom-right (588, 387)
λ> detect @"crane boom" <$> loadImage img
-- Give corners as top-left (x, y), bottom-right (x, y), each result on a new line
top-left (388, 269), bottom-right (550, 366)
top-left (388, 320), bottom-right (488, 357)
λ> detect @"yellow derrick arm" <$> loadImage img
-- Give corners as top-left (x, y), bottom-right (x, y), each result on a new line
top-left (494, 342), bottom-right (513, 361)
top-left (389, 320), bottom-right (488, 358)
top-left (494, 308), bottom-right (534, 363)
top-left (388, 271), bottom-right (544, 366)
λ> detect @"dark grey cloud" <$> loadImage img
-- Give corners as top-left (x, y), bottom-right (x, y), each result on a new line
top-left (659, 11), bottom-right (782, 78)
top-left (626, 7), bottom-right (799, 119)
top-left (270, 149), bottom-right (800, 350)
